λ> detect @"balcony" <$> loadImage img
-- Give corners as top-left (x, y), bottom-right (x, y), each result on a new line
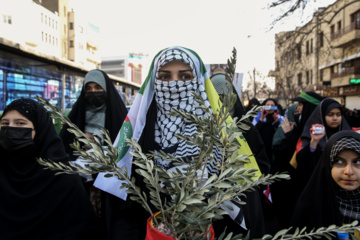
top-left (331, 22), bottom-right (360, 48)
top-left (331, 66), bottom-right (360, 87)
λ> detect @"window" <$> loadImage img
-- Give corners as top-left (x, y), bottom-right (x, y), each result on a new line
top-left (41, 32), bottom-right (43, 41)
top-left (52, 37), bottom-right (55, 45)
top-left (3, 15), bottom-right (12, 24)
top-left (45, 33), bottom-right (47, 43)
top-left (297, 44), bottom-right (302, 59)
top-left (45, 15), bottom-right (47, 25)
top-left (41, 13), bottom-right (43, 23)
top-left (69, 22), bottom-right (73, 30)
top-left (306, 71), bottom-right (310, 84)
top-left (319, 32), bottom-right (324, 47)
top-left (337, 21), bottom-right (341, 31)
top-left (320, 69), bottom-right (323, 82)
top-left (64, 6), bottom-right (66, 17)
top-left (331, 25), bottom-right (335, 34)
top-left (52, 20), bottom-right (54, 28)
top-left (297, 73), bottom-right (302, 86)
top-left (64, 24), bottom-right (66, 34)
top-left (310, 70), bottom-right (313, 84)
top-left (310, 39), bottom-right (313, 53)
top-left (69, 40), bottom-right (74, 48)
top-left (56, 38), bottom-right (58, 47)
top-left (306, 41), bottom-right (309, 55)
top-left (351, 10), bottom-right (360, 28)
top-left (49, 35), bottom-right (51, 44)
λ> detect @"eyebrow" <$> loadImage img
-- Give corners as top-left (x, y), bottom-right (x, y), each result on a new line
top-left (1, 118), bottom-right (28, 121)
top-left (335, 156), bottom-right (360, 161)
top-left (158, 69), bottom-right (192, 73)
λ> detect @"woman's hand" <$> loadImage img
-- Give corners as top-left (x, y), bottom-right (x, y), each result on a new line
top-left (281, 117), bottom-right (294, 134)
top-left (309, 124), bottom-right (326, 149)
top-left (260, 108), bottom-right (268, 121)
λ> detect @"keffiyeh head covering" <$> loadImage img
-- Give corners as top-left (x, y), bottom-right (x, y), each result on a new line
top-left (95, 46), bottom-right (261, 199)
top-left (153, 49), bottom-right (220, 172)
top-left (330, 136), bottom-right (360, 224)
top-left (94, 46), bottom-right (263, 233)
top-left (292, 130), bottom-right (360, 229)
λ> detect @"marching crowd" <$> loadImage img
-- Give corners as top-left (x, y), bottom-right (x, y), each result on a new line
top-left (1, 46), bottom-right (360, 240)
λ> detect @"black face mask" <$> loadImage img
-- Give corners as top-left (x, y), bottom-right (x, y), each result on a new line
top-left (0, 126), bottom-right (35, 153)
top-left (85, 92), bottom-right (107, 107)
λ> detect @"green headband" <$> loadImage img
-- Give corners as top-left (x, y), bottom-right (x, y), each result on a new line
top-left (299, 91), bottom-right (321, 105)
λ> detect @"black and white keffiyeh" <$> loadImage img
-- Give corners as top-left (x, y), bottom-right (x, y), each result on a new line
top-left (330, 136), bottom-right (360, 166)
top-left (331, 136), bottom-right (360, 223)
top-left (154, 49), bottom-right (221, 175)
top-left (336, 187), bottom-right (360, 223)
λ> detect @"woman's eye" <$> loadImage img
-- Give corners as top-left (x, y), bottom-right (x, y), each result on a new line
top-left (332, 158), bottom-right (345, 166)
top-left (1, 122), bottom-right (9, 126)
top-left (158, 74), bottom-right (169, 80)
top-left (354, 160), bottom-right (360, 166)
top-left (16, 122), bottom-right (25, 126)
top-left (180, 74), bottom-right (192, 80)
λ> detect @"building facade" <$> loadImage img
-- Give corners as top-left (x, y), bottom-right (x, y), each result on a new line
top-left (0, 0), bottom-right (100, 70)
top-left (270, 0), bottom-right (360, 109)
top-left (0, 0), bottom-right (140, 111)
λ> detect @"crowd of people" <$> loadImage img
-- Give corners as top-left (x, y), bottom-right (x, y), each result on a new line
top-left (1, 46), bottom-right (360, 240)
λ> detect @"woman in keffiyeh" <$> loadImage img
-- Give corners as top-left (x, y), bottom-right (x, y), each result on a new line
top-left (95, 46), bottom-right (262, 239)
top-left (292, 130), bottom-right (360, 234)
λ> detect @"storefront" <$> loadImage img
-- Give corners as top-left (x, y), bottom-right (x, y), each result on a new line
top-left (0, 49), bottom-right (85, 111)
top-left (339, 85), bottom-right (360, 110)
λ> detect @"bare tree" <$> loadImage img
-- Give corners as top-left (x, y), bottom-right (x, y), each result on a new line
top-left (270, 0), bottom-right (360, 104)
top-left (243, 67), bottom-right (273, 100)
top-left (269, 0), bottom-right (360, 25)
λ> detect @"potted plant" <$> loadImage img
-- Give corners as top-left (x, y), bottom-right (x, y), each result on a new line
top-left (36, 49), bottom-right (357, 240)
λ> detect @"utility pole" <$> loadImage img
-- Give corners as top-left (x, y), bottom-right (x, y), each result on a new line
top-left (253, 68), bottom-right (256, 98)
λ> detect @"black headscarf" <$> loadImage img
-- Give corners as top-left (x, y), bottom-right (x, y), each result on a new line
top-left (300, 98), bottom-right (351, 151)
top-left (292, 130), bottom-right (360, 229)
top-left (0, 99), bottom-right (99, 239)
top-left (294, 92), bottom-right (323, 134)
top-left (60, 70), bottom-right (127, 160)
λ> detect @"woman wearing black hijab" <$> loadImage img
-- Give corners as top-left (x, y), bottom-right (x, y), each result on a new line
top-left (292, 130), bottom-right (360, 234)
top-left (252, 98), bottom-right (284, 164)
top-left (60, 69), bottom-right (127, 160)
top-left (59, 70), bottom-right (128, 239)
top-left (0, 98), bottom-right (99, 240)
top-left (271, 92), bottom-right (323, 229)
top-left (295, 98), bottom-right (351, 190)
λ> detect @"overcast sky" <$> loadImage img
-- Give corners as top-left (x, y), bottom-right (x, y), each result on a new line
top-left (71, 0), bottom-right (336, 85)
